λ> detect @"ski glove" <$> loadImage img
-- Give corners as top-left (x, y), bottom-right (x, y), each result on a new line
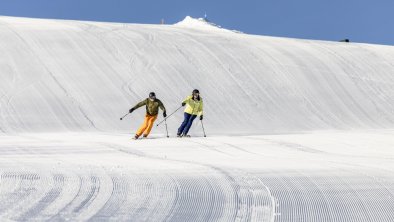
top-left (182, 102), bottom-right (186, 106)
top-left (163, 112), bottom-right (167, 118)
top-left (200, 115), bottom-right (203, 120)
top-left (129, 108), bottom-right (135, 113)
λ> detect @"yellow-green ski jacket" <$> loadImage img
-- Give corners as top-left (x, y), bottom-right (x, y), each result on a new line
top-left (183, 95), bottom-right (203, 116)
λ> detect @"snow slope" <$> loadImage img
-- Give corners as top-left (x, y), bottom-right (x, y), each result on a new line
top-left (1, 16), bottom-right (394, 221)
top-left (1, 16), bottom-right (394, 134)
top-left (1, 131), bottom-right (394, 221)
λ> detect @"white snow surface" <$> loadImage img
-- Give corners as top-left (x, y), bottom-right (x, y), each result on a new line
top-left (1, 16), bottom-right (394, 221)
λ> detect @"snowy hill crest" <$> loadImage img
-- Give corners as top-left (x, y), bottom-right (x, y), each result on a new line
top-left (174, 16), bottom-right (236, 33)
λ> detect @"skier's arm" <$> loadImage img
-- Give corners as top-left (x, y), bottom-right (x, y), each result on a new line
top-left (158, 100), bottom-right (167, 117)
top-left (198, 100), bottom-right (204, 120)
top-left (182, 96), bottom-right (192, 106)
top-left (129, 99), bottom-right (147, 113)
top-left (198, 100), bottom-right (203, 116)
top-left (158, 100), bottom-right (166, 113)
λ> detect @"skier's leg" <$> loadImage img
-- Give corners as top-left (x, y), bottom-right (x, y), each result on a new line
top-left (177, 113), bottom-right (191, 135)
top-left (136, 114), bottom-right (149, 137)
top-left (182, 114), bottom-right (197, 135)
top-left (143, 115), bottom-right (158, 137)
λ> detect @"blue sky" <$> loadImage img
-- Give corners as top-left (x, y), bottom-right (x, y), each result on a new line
top-left (0, 0), bottom-right (393, 45)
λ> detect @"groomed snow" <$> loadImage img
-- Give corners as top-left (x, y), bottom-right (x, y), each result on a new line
top-left (1, 16), bottom-right (394, 221)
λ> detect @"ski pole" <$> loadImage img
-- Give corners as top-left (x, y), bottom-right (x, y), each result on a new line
top-left (156, 105), bottom-right (183, 126)
top-left (201, 120), bottom-right (207, 137)
top-left (164, 118), bottom-right (169, 138)
top-left (120, 112), bottom-right (130, 120)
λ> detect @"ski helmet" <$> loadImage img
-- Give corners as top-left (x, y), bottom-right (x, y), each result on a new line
top-left (192, 89), bottom-right (199, 94)
top-left (149, 92), bottom-right (156, 98)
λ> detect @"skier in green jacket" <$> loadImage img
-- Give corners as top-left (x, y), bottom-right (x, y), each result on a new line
top-left (129, 92), bottom-right (166, 139)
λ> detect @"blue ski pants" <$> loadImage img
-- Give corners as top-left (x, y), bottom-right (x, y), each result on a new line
top-left (178, 112), bottom-right (197, 135)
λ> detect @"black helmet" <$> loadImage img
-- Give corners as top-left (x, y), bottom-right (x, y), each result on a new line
top-left (192, 89), bottom-right (199, 94)
top-left (149, 92), bottom-right (156, 98)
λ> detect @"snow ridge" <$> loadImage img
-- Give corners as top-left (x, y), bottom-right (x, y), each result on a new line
top-left (174, 16), bottom-right (235, 33)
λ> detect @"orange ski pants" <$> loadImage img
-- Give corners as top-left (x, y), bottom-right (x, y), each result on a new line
top-left (136, 114), bottom-right (158, 137)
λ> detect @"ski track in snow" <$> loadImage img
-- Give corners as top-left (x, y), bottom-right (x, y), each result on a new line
top-left (1, 16), bottom-right (394, 221)
top-left (0, 132), bottom-right (394, 221)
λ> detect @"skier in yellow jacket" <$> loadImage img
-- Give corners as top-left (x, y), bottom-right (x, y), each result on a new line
top-left (129, 92), bottom-right (166, 139)
top-left (177, 89), bottom-right (203, 137)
